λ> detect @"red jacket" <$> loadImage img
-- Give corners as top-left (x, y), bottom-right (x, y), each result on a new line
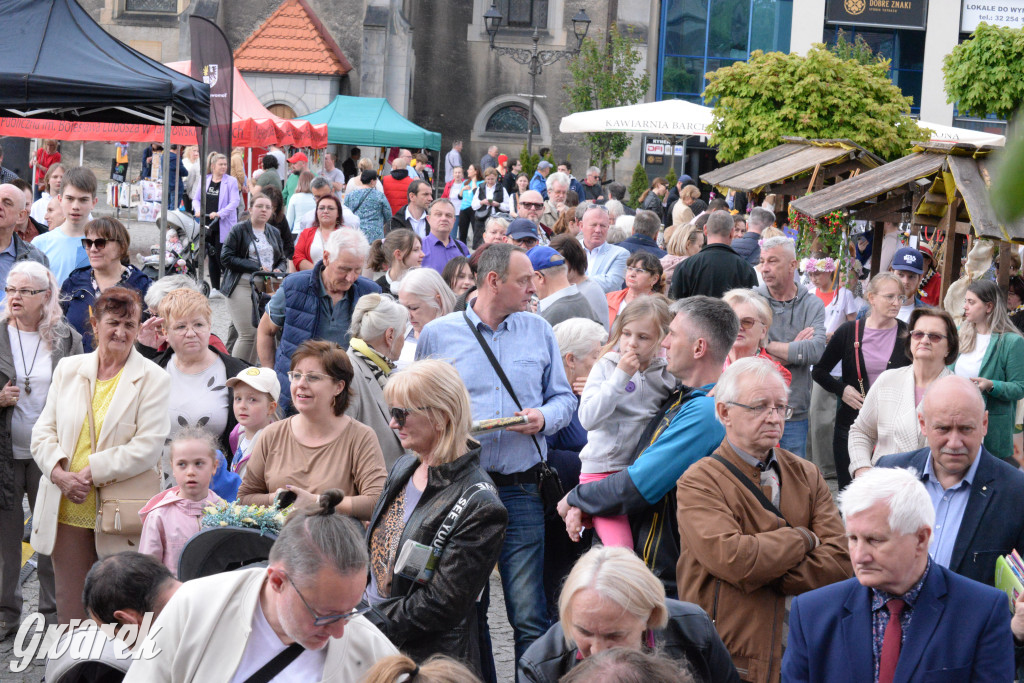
top-left (381, 170), bottom-right (413, 215)
top-left (293, 226), bottom-right (319, 271)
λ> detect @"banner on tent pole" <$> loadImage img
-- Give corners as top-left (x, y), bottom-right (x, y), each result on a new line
top-left (190, 16), bottom-right (234, 156)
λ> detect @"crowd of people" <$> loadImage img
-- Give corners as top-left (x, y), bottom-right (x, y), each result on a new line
top-left (2, 140), bottom-right (1024, 683)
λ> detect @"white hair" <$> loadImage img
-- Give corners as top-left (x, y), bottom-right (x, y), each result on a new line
top-left (325, 227), bottom-right (370, 262)
top-left (714, 356), bottom-right (788, 424)
top-left (605, 199), bottom-right (624, 222)
top-left (546, 172), bottom-right (570, 192)
top-left (553, 318), bottom-right (608, 360)
top-left (144, 274), bottom-right (202, 312)
top-left (760, 235), bottom-right (796, 260)
top-left (838, 467), bottom-right (935, 536)
top-left (0, 261), bottom-right (68, 348)
top-left (586, 166), bottom-right (600, 176)
top-left (349, 292), bottom-right (409, 341)
top-left (606, 225), bottom-right (628, 244)
top-left (393, 267), bottom-right (456, 315)
top-left (614, 215), bottom-right (635, 235)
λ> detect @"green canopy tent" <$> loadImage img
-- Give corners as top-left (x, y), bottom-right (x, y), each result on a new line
top-left (297, 96), bottom-right (441, 150)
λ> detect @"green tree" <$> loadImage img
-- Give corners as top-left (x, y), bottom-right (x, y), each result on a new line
top-left (565, 25), bottom-right (650, 174)
top-left (664, 166), bottom-right (678, 189)
top-left (703, 45), bottom-right (927, 163)
top-left (943, 22), bottom-right (1024, 121)
top-left (830, 29), bottom-right (887, 66)
top-left (626, 162), bottom-right (649, 209)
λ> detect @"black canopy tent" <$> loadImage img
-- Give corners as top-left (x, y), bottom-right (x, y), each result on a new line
top-left (0, 0), bottom-right (211, 275)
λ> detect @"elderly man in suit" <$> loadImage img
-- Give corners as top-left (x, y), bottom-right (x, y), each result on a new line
top-left (782, 466), bottom-right (1014, 682)
top-left (874, 374), bottom-right (1024, 586)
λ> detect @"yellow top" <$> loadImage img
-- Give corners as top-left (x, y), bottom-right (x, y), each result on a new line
top-left (58, 369), bottom-right (124, 528)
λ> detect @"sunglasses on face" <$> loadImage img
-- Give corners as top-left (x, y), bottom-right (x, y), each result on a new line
top-left (82, 238), bottom-right (110, 250)
top-left (738, 317), bottom-right (762, 331)
top-left (390, 406), bottom-right (429, 428)
top-left (910, 330), bottom-right (947, 343)
top-left (519, 202), bottom-right (544, 209)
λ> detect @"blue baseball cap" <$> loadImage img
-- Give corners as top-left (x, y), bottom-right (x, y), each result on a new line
top-left (891, 247), bottom-right (924, 275)
top-left (507, 218), bottom-right (540, 241)
top-left (527, 246), bottom-right (565, 271)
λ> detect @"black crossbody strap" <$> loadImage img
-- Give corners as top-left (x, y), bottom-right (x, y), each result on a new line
top-left (463, 312), bottom-right (544, 459)
top-left (242, 643), bottom-right (305, 683)
top-left (710, 454), bottom-right (791, 528)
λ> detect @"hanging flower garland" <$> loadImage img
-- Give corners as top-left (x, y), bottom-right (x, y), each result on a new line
top-left (789, 204), bottom-right (853, 273)
top-left (201, 501), bottom-right (289, 536)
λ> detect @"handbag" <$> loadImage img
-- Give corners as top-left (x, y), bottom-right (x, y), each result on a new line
top-left (462, 313), bottom-right (565, 513)
top-left (87, 389), bottom-right (160, 548)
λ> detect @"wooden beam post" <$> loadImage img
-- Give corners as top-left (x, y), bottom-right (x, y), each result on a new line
top-left (998, 240), bottom-right (1012, 290)
top-left (870, 221), bottom-right (884, 276)
top-left (938, 198), bottom-right (963, 304)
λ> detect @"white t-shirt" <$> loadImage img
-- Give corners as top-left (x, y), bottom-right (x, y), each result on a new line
top-left (954, 333), bottom-right (991, 379)
top-left (229, 599), bottom-right (326, 683)
top-left (897, 302), bottom-right (915, 323)
top-left (166, 354), bottom-right (229, 441)
top-left (9, 328), bottom-right (52, 459)
top-left (30, 193), bottom-right (51, 225)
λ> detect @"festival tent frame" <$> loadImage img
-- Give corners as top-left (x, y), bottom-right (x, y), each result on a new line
top-left (297, 96), bottom-right (442, 150)
top-left (0, 0), bottom-right (211, 278)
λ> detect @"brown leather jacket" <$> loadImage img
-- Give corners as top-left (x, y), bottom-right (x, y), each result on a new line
top-left (675, 440), bottom-right (852, 683)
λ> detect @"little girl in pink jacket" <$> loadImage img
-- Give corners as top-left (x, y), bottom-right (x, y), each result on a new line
top-left (139, 429), bottom-right (223, 576)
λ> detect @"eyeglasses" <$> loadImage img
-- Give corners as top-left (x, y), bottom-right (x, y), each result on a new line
top-left (390, 406), bottom-right (428, 428)
top-left (727, 402), bottom-right (794, 420)
top-left (81, 238), bottom-right (110, 250)
top-left (519, 202), bottom-right (544, 210)
top-left (286, 371), bottom-right (328, 384)
top-left (738, 317), bottom-right (763, 331)
top-left (877, 293), bottom-right (907, 304)
top-left (625, 266), bottom-right (652, 276)
top-left (910, 330), bottom-right (947, 343)
top-left (285, 574), bottom-right (371, 627)
top-left (3, 287), bottom-right (46, 297)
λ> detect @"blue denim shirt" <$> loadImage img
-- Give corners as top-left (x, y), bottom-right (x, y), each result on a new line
top-left (415, 303), bottom-right (576, 474)
top-left (923, 448), bottom-right (982, 568)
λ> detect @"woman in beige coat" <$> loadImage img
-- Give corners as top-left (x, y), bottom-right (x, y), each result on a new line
top-left (31, 287), bottom-right (170, 623)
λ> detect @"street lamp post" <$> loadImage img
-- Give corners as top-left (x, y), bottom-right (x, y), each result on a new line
top-left (484, 3), bottom-right (591, 155)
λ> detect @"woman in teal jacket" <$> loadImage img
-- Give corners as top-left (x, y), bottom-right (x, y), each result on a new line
top-left (953, 280), bottom-right (1024, 460)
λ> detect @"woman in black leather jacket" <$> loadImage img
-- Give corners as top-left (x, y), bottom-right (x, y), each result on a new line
top-left (518, 546), bottom-right (739, 683)
top-left (364, 359), bottom-right (507, 675)
top-left (220, 194), bottom-right (287, 364)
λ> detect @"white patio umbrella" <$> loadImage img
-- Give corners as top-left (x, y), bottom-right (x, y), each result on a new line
top-left (918, 121), bottom-right (1006, 147)
top-left (559, 98), bottom-right (713, 136)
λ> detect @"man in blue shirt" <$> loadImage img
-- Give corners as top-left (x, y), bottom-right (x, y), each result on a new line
top-left (875, 374), bottom-right (1024, 586)
top-left (416, 243), bottom-right (575, 663)
top-left (257, 228), bottom-right (380, 412)
top-left (559, 296), bottom-right (740, 595)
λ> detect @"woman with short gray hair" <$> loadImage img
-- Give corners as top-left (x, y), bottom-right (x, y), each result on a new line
top-left (346, 294), bottom-right (409, 469)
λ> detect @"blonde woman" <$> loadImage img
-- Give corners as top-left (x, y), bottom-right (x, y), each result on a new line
top-left (365, 360), bottom-right (507, 674)
top-left (518, 546), bottom-right (737, 682)
top-left (660, 223), bottom-right (703, 281)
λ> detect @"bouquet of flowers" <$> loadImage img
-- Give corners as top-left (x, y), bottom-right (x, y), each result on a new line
top-left (790, 203), bottom-right (853, 273)
top-left (201, 501), bottom-right (288, 536)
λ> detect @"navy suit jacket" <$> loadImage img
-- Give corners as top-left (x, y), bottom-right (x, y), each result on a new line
top-left (875, 446), bottom-right (1024, 586)
top-left (782, 563), bottom-right (1014, 682)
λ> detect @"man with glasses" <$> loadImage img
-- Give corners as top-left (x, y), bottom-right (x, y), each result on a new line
top-left (296, 177), bottom-right (360, 232)
top-left (124, 492), bottom-right (398, 682)
top-left (0, 184), bottom-right (48, 301)
top-left (257, 228), bottom-right (380, 413)
top-left (675, 356), bottom-right (851, 679)
top-left (756, 236), bottom-right (826, 459)
top-left (670, 211), bottom-right (756, 299)
top-left (540, 173), bottom-right (570, 233)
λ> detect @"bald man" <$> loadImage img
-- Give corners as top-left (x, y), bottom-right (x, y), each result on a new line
top-left (0, 184), bottom-right (48, 297)
top-left (875, 374), bottom-right (1024, 586)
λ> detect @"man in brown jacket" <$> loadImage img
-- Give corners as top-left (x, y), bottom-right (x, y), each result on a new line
top-left (676, 357), bottom-right (852, 683)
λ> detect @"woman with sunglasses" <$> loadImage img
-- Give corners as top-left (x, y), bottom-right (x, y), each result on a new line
top-left (811, 273), bottom-right (910, 489)
top-left (238, 339), bottom-right (387, 521)
top-left (848, 307), bottom-right (957, 479)
top-left (722, 288), bottom-right (791, 385)
top-left (364, 359), bottom-right (507, 675)
top-left (61, 217), bottom-right (152, 352)
top-left (953, 280), bottom-right (1024, 460)
top-left (605, 252), bottom-right (663, 328)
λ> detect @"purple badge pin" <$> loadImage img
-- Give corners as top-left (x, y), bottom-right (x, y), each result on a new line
top-left (625, 381), bottom-right (636, 393)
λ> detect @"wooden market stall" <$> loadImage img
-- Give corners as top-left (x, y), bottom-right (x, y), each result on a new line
top-left (700, 137), bottom-right (885, 215)
top-left (790, 142), bottom-right (1024, 302)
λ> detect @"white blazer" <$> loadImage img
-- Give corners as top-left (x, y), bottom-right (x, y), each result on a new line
top-left (30, 348), bottom-right (170, 554)
top-left (847, 364), bottom-right (952, 476)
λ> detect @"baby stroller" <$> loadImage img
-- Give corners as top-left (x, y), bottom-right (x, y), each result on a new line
top-left (177, 526), bottom-right (277, 581)
top-left (249, 270), bottom-right (286, 328)
top-left (141, 210), bottom-right (211, 296)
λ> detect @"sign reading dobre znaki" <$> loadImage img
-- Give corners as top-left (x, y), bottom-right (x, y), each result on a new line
top-left (961, 1), bottom-right (1024, 31)
top-left (825, 0), bottom-right (929, 30)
